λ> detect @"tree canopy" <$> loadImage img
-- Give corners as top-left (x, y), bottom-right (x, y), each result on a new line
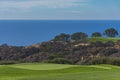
top-left (54, 33), bottom-right (70, 41)
top-left (104, 28), bottom-right (119, 37)
top-left (71, 32), bottom-right (88, 41)
top-left (91, 32), bottom-right (102, 37)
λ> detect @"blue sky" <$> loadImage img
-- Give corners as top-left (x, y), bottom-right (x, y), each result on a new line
top-left (0, 0), bottom-right (120, 20)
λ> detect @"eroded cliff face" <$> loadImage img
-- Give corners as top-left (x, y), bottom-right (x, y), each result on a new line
top-left (0, 40), bottom-right (120, 65)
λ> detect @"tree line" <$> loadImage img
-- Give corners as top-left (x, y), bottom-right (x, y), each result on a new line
top-left (53, 27), bottom-right (119, 42)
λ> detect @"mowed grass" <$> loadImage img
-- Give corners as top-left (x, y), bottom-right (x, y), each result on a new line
top-left (88, 37), bottom-right (120, 43)
top-left (8, 63), bottom-right (77, 70)
top-left (0, 63), bottom-right (120, 80)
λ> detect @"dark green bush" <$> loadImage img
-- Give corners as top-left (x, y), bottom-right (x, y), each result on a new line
top-left (44, 58), bottom-right (72, 64)
top-left (103, 48), bottom-right (118, 56)
top-left (84, 57), bottom-right (120, 66)
top-left (0, 60), bottom-right (19, 65)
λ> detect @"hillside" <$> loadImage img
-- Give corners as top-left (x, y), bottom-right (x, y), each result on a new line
top-left (0, 37), bottom-right (120, 65)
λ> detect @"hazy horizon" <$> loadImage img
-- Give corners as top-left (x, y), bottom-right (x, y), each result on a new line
top-left (0, 0), bottom-right (120, 20)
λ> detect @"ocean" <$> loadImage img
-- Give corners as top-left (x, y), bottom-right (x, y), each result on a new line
top-left (0, 20), bottom-right (120, 46)
top-left (0, 20), bottom-right (120, 27)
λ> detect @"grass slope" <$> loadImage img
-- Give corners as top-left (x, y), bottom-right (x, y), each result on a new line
top-left (88, 37), bottom-right (120, 43)
top-left (0, 63), bottom-right (120, 80)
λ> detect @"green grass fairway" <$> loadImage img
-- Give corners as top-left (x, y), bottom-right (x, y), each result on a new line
top-left (0, 63), bottom-right (120, 80)
top-left (8, 63), bottom-right (77, 70)
top-left (88, 37), bottom-right (120, 43)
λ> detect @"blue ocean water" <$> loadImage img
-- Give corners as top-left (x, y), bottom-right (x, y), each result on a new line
top-left (0, 20), bottom-right (120, 46)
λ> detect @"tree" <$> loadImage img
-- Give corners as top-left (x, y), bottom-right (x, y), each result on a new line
top-left (71, 32), bottom-right (88, 41)
top-left (104, 28), bottom-right (118, 37)
top-left (91, 32), bottom-right (102, 37)
top-left (54, 33), bottom-right (70, 41)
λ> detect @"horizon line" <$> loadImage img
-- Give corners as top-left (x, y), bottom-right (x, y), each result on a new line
top-left (0, 19), bottom-right (120, 21)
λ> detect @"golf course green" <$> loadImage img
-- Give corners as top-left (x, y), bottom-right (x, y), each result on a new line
top-left (0, 63), bottom-right (120, 80)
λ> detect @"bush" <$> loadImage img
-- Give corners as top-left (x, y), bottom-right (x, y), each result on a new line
top-left (44, 58), bottom-right (72, 64)
top-left (0, 60), bottom-right (19, 65)
top-left (84, 57), bottom-right (120, 66)
top-left (102, 48), bottom-right (118, 56)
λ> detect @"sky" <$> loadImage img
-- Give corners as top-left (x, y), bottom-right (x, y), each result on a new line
top-left (0, 0), bottom-right (120, 20)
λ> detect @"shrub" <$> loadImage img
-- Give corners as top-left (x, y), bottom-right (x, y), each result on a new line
top-left (0, 60), bottom-right (19, 65)
top-left (84, 57), bottom-right (120, 66)
top-left (102, 48), bottom-right (118, 56)
top-left (44, 58), bottom-right (72, 64)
